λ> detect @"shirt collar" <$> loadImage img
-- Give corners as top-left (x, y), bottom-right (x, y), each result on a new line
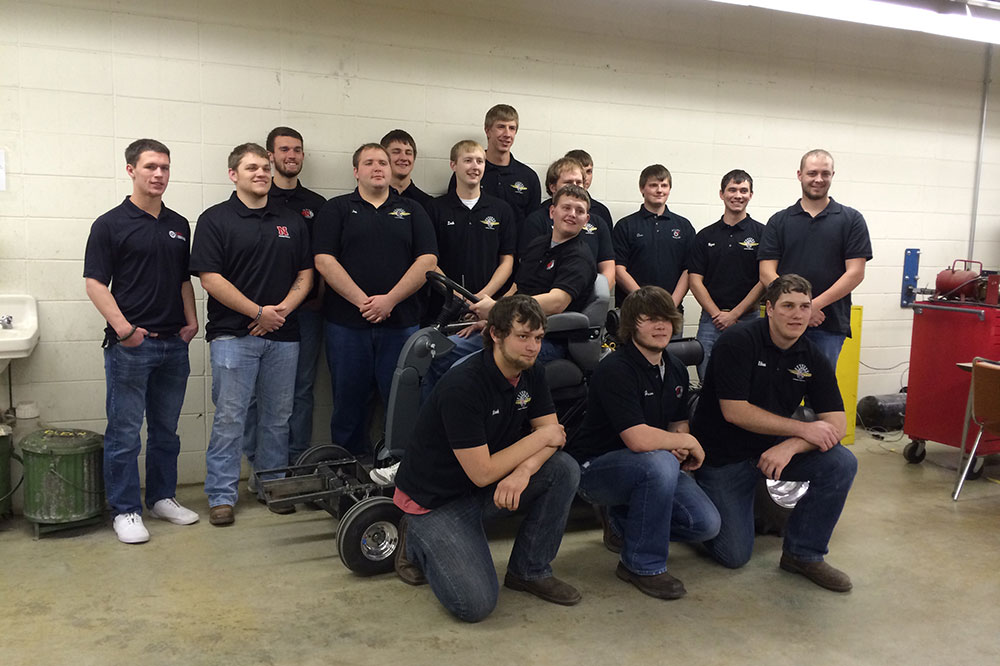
top-left (227, 191), bottom-right (274, 218)
top-left (639, 204), bottom-right (672, 220)
top-left (481, 349), bottom-right (522, 393)
top-left (791, 197), bottom-right (843, 219)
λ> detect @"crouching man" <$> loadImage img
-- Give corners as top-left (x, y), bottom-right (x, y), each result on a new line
top-left (568, 286), bottom-right (720, 599)
top-left (393, 295), bottom-right (581, 622)
top-left (691, 274), bottom-right (857, 592)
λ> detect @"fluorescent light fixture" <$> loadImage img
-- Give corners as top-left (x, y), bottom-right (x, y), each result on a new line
top-left (705, 0), bottom-right (1000, 45)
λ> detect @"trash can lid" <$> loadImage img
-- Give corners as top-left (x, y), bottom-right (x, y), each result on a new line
top-left (18, 428), bottom-right (103, 454)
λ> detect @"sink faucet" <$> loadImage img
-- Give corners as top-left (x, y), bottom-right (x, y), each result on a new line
top-left (0, 315), bottom-right (12, 329)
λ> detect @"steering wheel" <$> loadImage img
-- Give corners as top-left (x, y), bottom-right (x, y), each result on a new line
top-left (425, 271), bottom-right (481, 328)
top-left (425, 271), bottom-right (480, 303)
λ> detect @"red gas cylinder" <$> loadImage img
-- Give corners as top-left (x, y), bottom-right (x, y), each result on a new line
top-left (936, 260), bottom-right (982, 299)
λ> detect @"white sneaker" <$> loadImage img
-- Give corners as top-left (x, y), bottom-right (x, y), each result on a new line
top-left (370, 461), bottom-right (400, 486)
top-left (149, 498), bottom-right (200, 525)
top-left (113, 512), bottom-right (150, 544)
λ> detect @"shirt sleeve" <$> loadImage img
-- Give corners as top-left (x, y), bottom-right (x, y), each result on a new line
top-left (82, 217), bottom-right (113, 284)
top-left (590, 356), bottom-right (647, 434)
top-left (188, 212), bottom-right (226, 276)
top-left (806, 350), bottom-right (845, 414)
top-left (409, 202), bottom-right (438, 258)
top-left (679, 219), bottom-right (696, 272)
top-left (687, 228), bottom-right (709, 276)
top-left (518, 210), bottom-right (549, 256)
top-left (843, 210), bottom-right (873, 261)
top-left (293, 216), bottom-right (313, 271)
top-left (668, 355), bottom-right (690, 423)
top-left (312, 200), bottom-right (342, 257)
top-left (595, 214), bottom-right (615, 263)
top-left (612, 218), bottom-right (631, 267)
top-left (552, 246), bottom-right (596, 300)
top-left (438, 383), bottom-right (490, 450)
top-left (709, 329), bottom-right (755, 401)
top-left (526, 367), bottom-right (556, 420)
top-left (498, 200), bottom-right (517, 256)
top-left (757, 212), bottom-right (784, 261)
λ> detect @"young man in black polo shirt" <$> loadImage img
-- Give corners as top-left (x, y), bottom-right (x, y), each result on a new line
top-left (393, 295), bottom-right (581, 622)
top-left (689, 169), bottom-right (765, 379)
top-left (759, 149), bottom-right (873, 367)
top-left (84, 138), bottom-right (200, 544)
top-left (190, 143), bottom-right (314, 526)
top-left (449, 104), bottom-right (541, 223)
top-left (430, 140), bottom-right (516, 301)
top-left (381, 129), bottom-right (434, 211)
top-left (569, 286), bottom-right (719, 600)
top-left (612, 164), bottom-right (695, 309)
top-left (564, 149), bottom-right (614, 225)
top-left (691, 274), bottom-right (857, 592)
top-left (314, 143), bottom-right (437, 455)
top-left (519, 156), bottom-right (615, 290)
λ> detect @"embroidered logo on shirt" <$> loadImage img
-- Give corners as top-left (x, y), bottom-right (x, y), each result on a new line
top-left (168, 230), bottom-right (187, 242)
top-left (740, 237), bottom-right (759, 250)
top-left (389, 208), bottom-right (411, 220)
top-left (789, 364), bottom-right (812, 382)
top-left (672, 228), bottom-right (681, 239)
top-left (675, 385), bottom-right (683, 398)
top-left (511, 181), bottom-right (528, 195)
top-left (514, 390), bottom-right (531, 410)
top-left (545, 259), bottom-right (555, 271)
top-left (276, 226), bottom-right (290, 239)
top-left (301, 209), bottom-right (315, 219)
top-left (582, 222), bottom-right (597, 235)
top-left (480, 216), bottom-right (499, 230)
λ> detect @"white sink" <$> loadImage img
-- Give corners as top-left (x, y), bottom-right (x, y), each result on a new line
top-left (0, 295), bottom-right (40, 366)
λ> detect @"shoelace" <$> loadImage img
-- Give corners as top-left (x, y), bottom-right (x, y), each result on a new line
top-left (121, 512), bottom-right (141, 525)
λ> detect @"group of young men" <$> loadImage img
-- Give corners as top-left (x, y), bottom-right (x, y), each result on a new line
top-left (84, 102), bottom-right (872, 624)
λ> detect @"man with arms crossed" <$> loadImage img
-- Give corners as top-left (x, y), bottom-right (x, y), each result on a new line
top-left (569, 286), bottom-right (720, 599)
top-left (190, 143), bottom-right (313, 526)
top-left (692, 274), bottom-right (857, 592)
top-left (393, 295), bottom-right (581, 622)
top-left (84, 138), bottom-right (200, 543)
top-left (688, 169), bottom-right (764, 380)
top-left (758, 149), bottom-right (872, 367)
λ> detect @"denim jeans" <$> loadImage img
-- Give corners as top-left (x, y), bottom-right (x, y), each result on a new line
top-left (244, 309), bottom-right (324, 466)
top-left (804, 328), bottom-right (846, 371)
top-left (577, 449), bottom-right (720, 575)
top-left (103, 337), bottom-right (190, 515)
top-left (326, 323), bottom-right (416, 455)
top-left (696, 309), bottom-right (760, 381)
top-left (695, 444), bottom-right (857, 567)
top-left (404, 451), bottom-right (580, 623)
top-left (206, 336), bottom-right (298, 507)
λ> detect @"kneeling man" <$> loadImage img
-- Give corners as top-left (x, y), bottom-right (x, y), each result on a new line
top-left (691, 274), bottom-right (857, 592)
top-left (393, 295), bottom-right (581, 622)
top-left (569, 286), bottom-right (720, 599)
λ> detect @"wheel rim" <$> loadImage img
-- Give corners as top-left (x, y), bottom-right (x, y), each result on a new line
top-left (359, 520), bottom-right (399, 561)
top-left (766, 480), bottom-right (810, 509)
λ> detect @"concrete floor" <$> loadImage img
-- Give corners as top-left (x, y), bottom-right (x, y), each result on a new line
top-left (1, 433), bottom-right (998, 666)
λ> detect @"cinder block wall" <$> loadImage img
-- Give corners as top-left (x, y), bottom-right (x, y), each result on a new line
top-left (1, 0), bottom-right (998, 484)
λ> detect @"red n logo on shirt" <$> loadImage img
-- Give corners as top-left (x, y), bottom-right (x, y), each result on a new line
top-left (276, 226), bottom-right (290, 239)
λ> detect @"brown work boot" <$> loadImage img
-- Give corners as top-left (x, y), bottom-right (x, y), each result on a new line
top-left (779, 553), bottom-right (853, 592)
top-left (503, 572), bottom-right (581, 606)
top-left (593, 504), bottom-right (623, 553)
top-left (209, 504), bottom-right (234, 526)
top-left (395, 516), bottom-right (426, 586)
top-left (616, 562), bottom-right (686, 600)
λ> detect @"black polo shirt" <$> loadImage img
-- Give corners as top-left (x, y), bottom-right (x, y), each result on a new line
top-left (612, 205), bottom-right (696, 305)
top-left (518, 199), bottom-right (614, 264)
top-left (83, 197), bottom-right (191, 346)
top-left (569, 342), bottom-right (689, 463)
top-left (398, 182), bottom-right (434, 212)
top-left (758, 198), bottom-right (872, 337)
top-left (429, 191), bottom-right (516, 295)
top-left (589, 197), bottom-right (613, 229)
top-left (688, 215), bottom-right (766, 311)
top-left (313, 189), bottom-right (437, 328)
top-left (269, 180), bottom-right (326, 301)
top-left (449, 154), bottom-right (540, 222)
top-left (690, 318), bottom-right (844, 467)
top-left (394, 349), bottom-right (555, 509)
top-left (516, 233), bottom-right (596, 313)
top-left (189, 193), bottom-right (312, 342)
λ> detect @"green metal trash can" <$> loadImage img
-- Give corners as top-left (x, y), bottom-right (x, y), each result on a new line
top-left (0, 424), bottom-right (12, 517)
top-left (20, 428), bottom-right (104, 537)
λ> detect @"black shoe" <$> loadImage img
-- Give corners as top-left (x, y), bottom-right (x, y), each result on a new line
top-left (615, 562), bottom-right (686, 600)
top-left (593, 504), bottom-right (623, 553)
top-left (258, 497), bottom-right (296, 515)
top-left (503, 572), bottom-right (581, 606)
top-left (779, 553), bottom-right (852, 592)
top-left (395, 516), bottom-right (426, 586)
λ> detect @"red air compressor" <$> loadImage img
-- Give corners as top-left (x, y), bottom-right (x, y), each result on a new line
top-left (900, 251), bottom-right (1000, 478)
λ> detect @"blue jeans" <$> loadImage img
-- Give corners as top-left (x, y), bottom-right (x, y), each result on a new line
top-left (804, 328), bottom-right (846, 371)
top-left (577, 449), bottom-right (720, 575)
top-left (244, 308), bottom-right (325, 466)
top-left (103, 337), bottom-right (190, 515)
top-left (695, 444), bottom-right (857, 567)
top-left (326, 323), bottom-right (416, 455)
top-left (405, 451), bottom-right (580, 623)
top-left (696, 309), bottom-right (760, 380)
top-left (206, 336), bottom-right (298, 507)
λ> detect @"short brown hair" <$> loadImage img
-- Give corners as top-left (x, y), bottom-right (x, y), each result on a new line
top-left (799, 149), bottom-right (834, 171)
top-left (765, 274), bottom-right (812, 306)
top-left (482, 294), bottom-right (546, 352)
top-left (639, 164), bottom-right (671, 188)
top-left (353, 143), bottom-right (389, 168)
top-left (450, 139), bottom-right (485, 162)
top-left (552, 184), bottom-right (590, 211)
top-left (545, 157), bottom-right (584, 194)
top-left (228, 142), bottom-right (268, 170)
top-left (618, 286), bottom-right (682, 342)
top-left (484, 104), bottom-right (518, 128)
top-left (564, 149), bottom-right (593, 167)
top-left (125, 138), bottom-right (170, 166)
top-left (381, 129), bottom-right (417, 156)
top-left (266, 127), bottom-right (303, 152)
